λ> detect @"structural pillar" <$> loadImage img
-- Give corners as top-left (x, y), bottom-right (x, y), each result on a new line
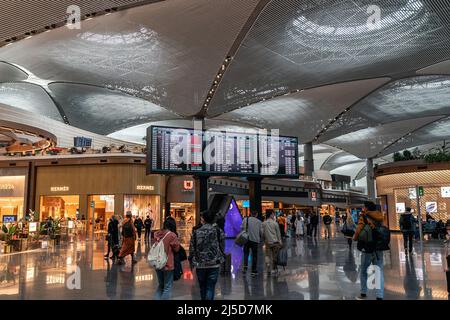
top-left (248, 177), bottom-right (262, 220)
top-left (194, 176), bottom-right (209, 225)
top-left (304, 142), bottom-right (314, 178)
top-left (366, 158), bottom-right (376, 201)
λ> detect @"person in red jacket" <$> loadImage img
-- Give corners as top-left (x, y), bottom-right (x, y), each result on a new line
top-left (153, 219), bottom-right (180, 300)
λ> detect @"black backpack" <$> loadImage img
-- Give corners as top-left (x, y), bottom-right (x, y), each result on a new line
top-left (357, 215), bottom-right (390, 253)
top-left (122, 221), bottom-right (133, 238)
top-left (402, 215), bottom-right (412, 230)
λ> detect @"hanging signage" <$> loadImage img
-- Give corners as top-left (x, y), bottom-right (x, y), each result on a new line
top-left (418, 186), bottom-right (424, 196)
top-left (183, 180), bottom-right (194, 190)
top-left (51, 186), bottom-right (70, 192)
top-left (311, 191), bottom-right (317, 201)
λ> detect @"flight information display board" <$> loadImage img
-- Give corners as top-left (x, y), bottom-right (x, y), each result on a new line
top-left (147, 126), bottom-right (299, 177)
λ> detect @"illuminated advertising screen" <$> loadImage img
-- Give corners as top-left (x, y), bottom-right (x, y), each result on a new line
top-left (147, 126), bottom-right (299, 177)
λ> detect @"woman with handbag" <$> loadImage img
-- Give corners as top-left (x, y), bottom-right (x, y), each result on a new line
top-left (342, 214), bottom-right (356, 249)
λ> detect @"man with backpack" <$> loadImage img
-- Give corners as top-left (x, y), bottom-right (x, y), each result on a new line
top-left (323, 212), bottom-right (333, 239)
top-left (353, 201), bottom-right (389, 300)
top-left (189, 210), bottom-right (225, 300)
top-left (399, 207), bottom-right (416, 255)
top-left (150, 219), bottom-right (180, 300)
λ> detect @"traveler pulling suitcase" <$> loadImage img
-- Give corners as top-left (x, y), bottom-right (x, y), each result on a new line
top-left (221, 253), bottom-right (232, 275)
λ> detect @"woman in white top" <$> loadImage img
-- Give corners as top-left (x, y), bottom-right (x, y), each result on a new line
top-left (295, 214), bottom-right (305, 238)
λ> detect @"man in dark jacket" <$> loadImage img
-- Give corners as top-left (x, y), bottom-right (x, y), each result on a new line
top-left (310, 213), bottom-right (319, 238)
top-left (144, 215), bottom-right (153, 242)
top-left (105, 216), bottom-right (119, 260)
top-left (399, 207), bottom-right (415, 255)
top-left (189, 210), bottom-right (225, 300)
top-left (323, 213), bottom-right (332, 239)
top-left (134, 216), bottom-right (144, 241)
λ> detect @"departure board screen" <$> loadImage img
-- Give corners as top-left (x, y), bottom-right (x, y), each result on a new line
top-left (147, 126), bottom-right (299, 177)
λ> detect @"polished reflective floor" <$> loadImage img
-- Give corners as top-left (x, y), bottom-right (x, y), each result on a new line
top-left (0, 229), bottom-right (448, 300)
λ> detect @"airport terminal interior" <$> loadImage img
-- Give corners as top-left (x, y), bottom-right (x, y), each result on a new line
top-left (0, 0), bottom-right (450, 300)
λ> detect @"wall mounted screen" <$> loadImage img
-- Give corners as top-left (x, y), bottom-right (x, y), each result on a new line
top-left (147, 126), bottom-right (299, 177)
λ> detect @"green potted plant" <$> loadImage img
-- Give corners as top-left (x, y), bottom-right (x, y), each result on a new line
top-left (49, 218), bottom-right (62, 245)
top-left (1, 224), bottom-right (20, 253)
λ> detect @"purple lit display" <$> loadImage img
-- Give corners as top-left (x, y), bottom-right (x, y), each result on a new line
top-left (224, 199), bottom-right (243, 238)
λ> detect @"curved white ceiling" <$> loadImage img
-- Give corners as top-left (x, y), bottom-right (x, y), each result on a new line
top-left (0, 0), bottom-right (450, 180)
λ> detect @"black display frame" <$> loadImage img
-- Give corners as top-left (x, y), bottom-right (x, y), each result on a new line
top-left (147, 125), bottom-right (299, 178)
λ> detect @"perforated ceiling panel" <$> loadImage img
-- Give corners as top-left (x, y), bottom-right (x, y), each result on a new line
top-left (108, 119), bottom-right (260, 145)
top-left (0, 62), bottom-right (28, 82)
top-left (324, 116), bottom-right (444, 158)
top-left (321, 76), bottom-right (450, 142)
top-left (321, 152), bottom-right (364, 172)
top-left (208, 0), bottom-right (450, 115)
top-left (48, 83), bottom-right (181, 135)
top-left (0, 0), bottom-right (155, 43)
top-left (380, 116), bottom-right (450, 156)
top-left (0, 0), bottom-right (260, 116)
top-left (215, 78), bottom-right (390, 142)
top-left (0, 83), bottom-right (62, 121)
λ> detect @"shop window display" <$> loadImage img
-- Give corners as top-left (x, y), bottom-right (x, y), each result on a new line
top-left (124, 195), bottom-right (160, 229)
top-left (393, 186), bottom-right (449, 230)
top-left (170, 203), bottom-right (195, 248)
top-left (40, 195), bottom-right (79, 221)
top-left (0, 176), bottom-right (25, 225)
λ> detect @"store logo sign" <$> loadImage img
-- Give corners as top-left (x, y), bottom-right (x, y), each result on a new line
top-left (311, 191), bottom-right (317, 201)
top-left (51, 186), bottom-right (69, 192)
top-left (0, 184), bottom-right (14, 190)
top-left (184, 181), bottom-right (194, 190)
top-left (137, 185), bottom-right (155, 191)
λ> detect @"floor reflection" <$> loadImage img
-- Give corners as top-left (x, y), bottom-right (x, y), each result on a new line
top-left (0, 234), bottom-right (448, 300)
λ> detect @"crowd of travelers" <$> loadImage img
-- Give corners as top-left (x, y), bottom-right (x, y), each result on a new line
top-left (103, 201), bottom-right (449, 301)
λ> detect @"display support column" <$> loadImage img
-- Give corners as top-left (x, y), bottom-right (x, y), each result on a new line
top-left (26, 161), bottom-right (36, 215)
top-left (304, 142), bottom-right (314, 178)
top-left (366, 158), bottom-right (376, 201)
top-left (248, 177), bottom-right (262, 220)
top-left (194, 176), bottom-right (209, 225)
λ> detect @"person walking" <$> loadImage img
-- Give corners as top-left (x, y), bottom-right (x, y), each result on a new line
top-left (105, 216), bottom-right (119, 261)
top-left (134, 216), bottom-right (144, 241)
top-left (262, 211), bottom-right (282, 276)
top-left (399, 207), bottom-right (415, 255)
top-left (354, 201), bottom-right (385, 300)
top-left (144, 215), bottom-right (153, 242)
top-left (165, 214), bottom-right (177, 235)
top-left (295, 213), bottom-right (304, 238)
top-left (342, 214), bottom-right (356, 249)
top-left (241, 211), bottom-right (263, 276)
top-left (189, 210), bottom-right (225, 300)
top-left (277, 213), bottom-right (286, 238)
top-left (117, 212), bottom-right (137, 265)
top-left (323, 212), bottom-right (332, 239)
top-left (310, 212), bottom-right (319, 238)
top-left (153, 220), bottom-right (180, 300)
top-left (305, 213), bottom-right (311, 237)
